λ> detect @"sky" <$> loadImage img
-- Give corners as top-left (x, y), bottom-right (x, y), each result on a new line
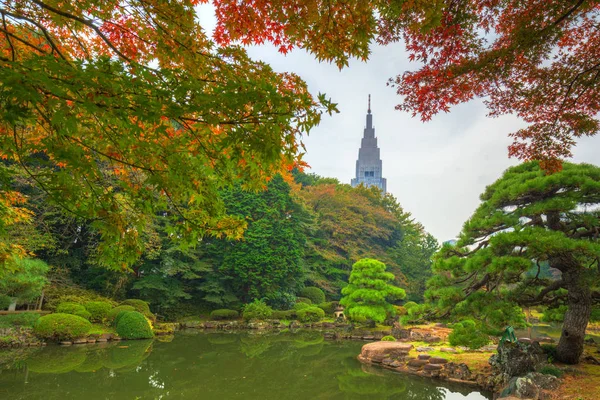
top-left (197, 6), bottom-right (600, 243)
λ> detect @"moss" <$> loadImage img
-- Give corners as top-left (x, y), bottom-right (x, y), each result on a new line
top-left (116, 311), bottom-right (153, 339)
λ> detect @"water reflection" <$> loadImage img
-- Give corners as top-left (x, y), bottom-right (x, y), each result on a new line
top-left (0, 331), bottom-right (491, 400)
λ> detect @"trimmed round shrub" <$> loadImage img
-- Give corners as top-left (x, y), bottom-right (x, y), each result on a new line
top-left (107, 305), bottom-right (136, 324)
top-left (271, 310), bottom-right (297, 320)
top-left (296, 297), bottom-right (312, 305)
top-left (0, 294), bottom-right (11, 310)
top-left (381, 335), bottom-right (396, 342)
top-left (242, 300), bottom-right (273, 321)
top-left (56, 302), bottom-right (91, 320)
top-left (210, 309), bottom-right (239, 320)
top-left (120, 299), bottom-right (151, 315)
top-left (84, 301), bottom-right (112, 322)
top-left (294, 302), bottom-right (311, 311)
top-left (318, 301), bottom-right (339, 315)
top-left (116, 311), bottom-right (154, 339)
top-left (300, 287), bottom-right (325, 305)
top-left (34, 313), bottom-right (92, 341)
top-left (296, 306), bottom-right (325, 323)
top-left (403, 301), bottom-right (418, 310)
top-left (114, 309), bottom-right (133, 327)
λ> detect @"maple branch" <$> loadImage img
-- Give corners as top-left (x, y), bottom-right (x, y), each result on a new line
top-left (1, 12), bottom-right (15, 61)
top-left (551, 0), bottom-right (586, 28)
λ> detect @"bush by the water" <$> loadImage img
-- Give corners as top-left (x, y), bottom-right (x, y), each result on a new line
top-left (108, 305), bottom-right (136, 324)
top-left (271, 310), bottom-right (297, 320)
top-left (296, 306), bottom-right (325, 322)
top-left (43, 286), bottom-right (115, 311)
top-left (299, 287), bottom-right (325, 305)
top-left (116, 311), bottom-right (154, 339)
top-left (381, 335), bottom-right (396, 341)
top-left (294, 301), bottom-right (311, 311)
top-left (0, 294), bottom-right (11, 310)
top-left (448, 320), bottom-right (489, 349)
top-left (114, 309), bottom-right (134, 327)
top-left (84, 301), bottom-right (112, 322)
top-left (0, 312), bottom-right (41, 328)
top-left (242, 300), bottom-right (273, 321)
top-left (121, 299), bottom-right (151, 315)
top-left (34, 313), bottom-right (92, 341)
top-left (317, 301), bottom-right (338, 315)
top-left (56, 302), bottom-right (92, 320)
top-left (210, 309), bottom-right (239, 320)
top-left (296, 297), bottom-right (312, 305)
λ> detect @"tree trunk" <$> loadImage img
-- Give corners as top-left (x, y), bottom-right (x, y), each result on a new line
top-left (556, 269), bottom-right (592, 364)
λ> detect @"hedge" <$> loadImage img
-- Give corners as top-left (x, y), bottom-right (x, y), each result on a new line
top-left (34, 313), bottom-right (92, 341)
top-left (56, 302), bottom-right (92, 320)
top-left (116, 311), bottom-right (154, 339)
top-left (210, 309), bottom-right (239, 320)
top-left (296, 306), bottom-right (325, 323)
top-left (299, 287), bottom-right (325, 305)
top-left (84, 301), bottom-right (112, 322)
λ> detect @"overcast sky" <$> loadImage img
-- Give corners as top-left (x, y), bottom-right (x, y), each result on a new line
top-left (197, 6), bottom-right (600, 243)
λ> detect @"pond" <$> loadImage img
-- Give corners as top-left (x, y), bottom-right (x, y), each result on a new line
top-left (0, 330), bottom-right (492, 400)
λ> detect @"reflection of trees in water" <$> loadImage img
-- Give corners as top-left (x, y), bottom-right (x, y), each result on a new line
top-left (0, 332), bottom-right (491, 400)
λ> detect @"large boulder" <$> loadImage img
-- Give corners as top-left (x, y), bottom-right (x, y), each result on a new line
top-left (489, 340), bottom-right (546, 377)
top-left (360, 342), bottom-right (413, 360)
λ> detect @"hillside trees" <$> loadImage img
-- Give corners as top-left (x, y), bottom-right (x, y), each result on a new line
top-left (212, 0), bottom-right (600, 169)
top-left (429, 162), bottom-right (600, 364)
top-left (0, 0), bottom-right (333, 268)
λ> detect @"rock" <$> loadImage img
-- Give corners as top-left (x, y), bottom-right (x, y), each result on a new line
top-left (112, 337), bottom-right (122, 341)
top-left (444, 362), bottom-right (472, 380)
top-left (429, 357), bottom-right (448, 364)
top-left (407, 359), bottom-right (429, 369)
top-left (60, 341), bottom-right (72, 346)
top-left (96, 338), bottom-right (108, 342)
top-left (424, 336), bottom-right (442, 343)
top-left (424, 363), bottom-right (443, 371)
top-left (416, 346), bottom-right (434, 352)
top-left (360, 342), bottom-right (414, 361)
top-left (390, 360), bottom-right (403, 368)
top-left (371, 355), bottom-right (385, 363)
top-left (362, 335), bottom-right (375, 341)
top-left (418, 354), bottom-right (431, 360)
top-left (525, 372), bottom-right (560, 390)
top-left (391, 322), bottom-right (410, 340)
top-left (41, 342), bottom-right (47, 346)
top-left (73, 339), bottom-right (87, 344)
top-left (514, 377), bottom-right (540, 399)
top-left (382, 358), bottom-right (394, 366)
top-left (99, 333), bottom-right (113, 340)
top-left (87, 339), bottom-right (96, 344)
top-left (321, 322), bottom-right (335, 328)
top-left (489, 340), bottom-right (546, 377)
top-left (517, 337), bottom-right (532, 344)
top-left (533, 336), bottom-right (554, 344)
top-left (440, 347), bottom-right (457, 353)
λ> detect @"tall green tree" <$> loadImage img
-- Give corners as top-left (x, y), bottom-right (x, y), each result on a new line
top-left (340, 258), bottom-right (406, 323)
top-left (429, 162), bottom-right (600, 364)
top-left (0, 257), bottom-right (49, 307)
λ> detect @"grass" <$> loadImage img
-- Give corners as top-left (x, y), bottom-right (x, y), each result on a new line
top-left (89, 323), bottom-right (116, 336)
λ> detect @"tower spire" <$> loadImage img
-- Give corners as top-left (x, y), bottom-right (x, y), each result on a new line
top-left (368, 94), bottom-right (371, 114)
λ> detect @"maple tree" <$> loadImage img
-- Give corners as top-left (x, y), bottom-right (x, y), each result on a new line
top-left (429, 161), bottom-right (600, 364)
top-left (213, 0), bottom-right (600, 170)
top-left (0, 0), bottom-right (334, 268)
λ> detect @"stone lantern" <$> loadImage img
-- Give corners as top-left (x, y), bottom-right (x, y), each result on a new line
top-left (334, 305), bottom-right (345, 320)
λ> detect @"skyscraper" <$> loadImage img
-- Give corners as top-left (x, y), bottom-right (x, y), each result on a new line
top-left (351, 95), bottom-right (387, 193)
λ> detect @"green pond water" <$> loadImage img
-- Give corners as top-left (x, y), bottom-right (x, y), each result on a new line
top-left (0, 330), bottom-right (492, 400)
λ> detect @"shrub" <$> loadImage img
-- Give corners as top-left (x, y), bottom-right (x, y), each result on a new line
top-left (299, 287), bottom-right (325, 305)
top-left (394, 305), bottom-right (407, 316)
top-left (294, 302), bottom-right (311, 311)
top-left (210, 309), bottom-right (239, 320)
top-left (56, 302), bottom-right (91, 320)
top-left (116, 311), bottom-right (154, 339)
top-left (84, 301), bottom-right (112, 322)
top-left (296, 297), bottom-right (312, 304)
top-left (296, 306), bottom-right (325, 323)
top-left (317, 301), bottom-right (339, 315)
top-left (0, 313), bottom-right (41, 328)
top-left (107, 305), bottom-right (136, 324)
top-left (272, 310), bottom-right (297, 320)
top-left (242, 300), bottom-right (273, 321)
top-left (43, 286), bottom-right (116, 311)
top-left (540, 365), bottom-right (563, 378)
top-left (0, 294), bottom-right (11, 310)
top-left (34, 313), bottom-right (92, 341)
top-left (403, 301), bottom-right (418, 310)
top-left (448, 320), bottom-right (490, 349)
top-left (264, 292), bottom-right (296, 310)
top-left (120, 299), bottom-right (151, 315)
top-left (114, 310), bottom-right (133, 327)
top-left (381, 335), bottom-right (396, 342)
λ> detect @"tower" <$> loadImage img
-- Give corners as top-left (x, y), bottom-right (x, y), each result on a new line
top-left (350, 95), bottom-right (387, 193)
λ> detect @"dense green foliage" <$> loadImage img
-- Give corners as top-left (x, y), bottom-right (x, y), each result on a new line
top-left (271, 310), bottom-right (297, 320)
top-left (317, 301), bottom-right (338, 315)
top-left (56, 302), bottom-right (92, 320)
top-left (340, 259), bottom-right (406, 323)
top-left (429, 162), bottom-right (600, 364)
top-left (107, 306), bottom-right (136, 324)
top-left (0, 312), bottom-right (40, 328)
top-left (0, 294), bottom-right (11, 310)
top-left (210, 309), bottom-right (239, 320)
top-left (116, 311), bottom-right (154, 340)
top-left (0, 258), bottom-right (48, 304)
top-left (299, 287), bottom-right (326, 305)
top-left (296, 306), bottom-right (325, 323)
top-left (34, 313), bottom-right (92, 341)
top-left (120, 300), bottom-right (151, 315)
top-left (84, 301), bottom-right (112, 323)
top-left (242, 300), bottom-right (273, 321)
top-left (448, 320), bottom-right (490, 350)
